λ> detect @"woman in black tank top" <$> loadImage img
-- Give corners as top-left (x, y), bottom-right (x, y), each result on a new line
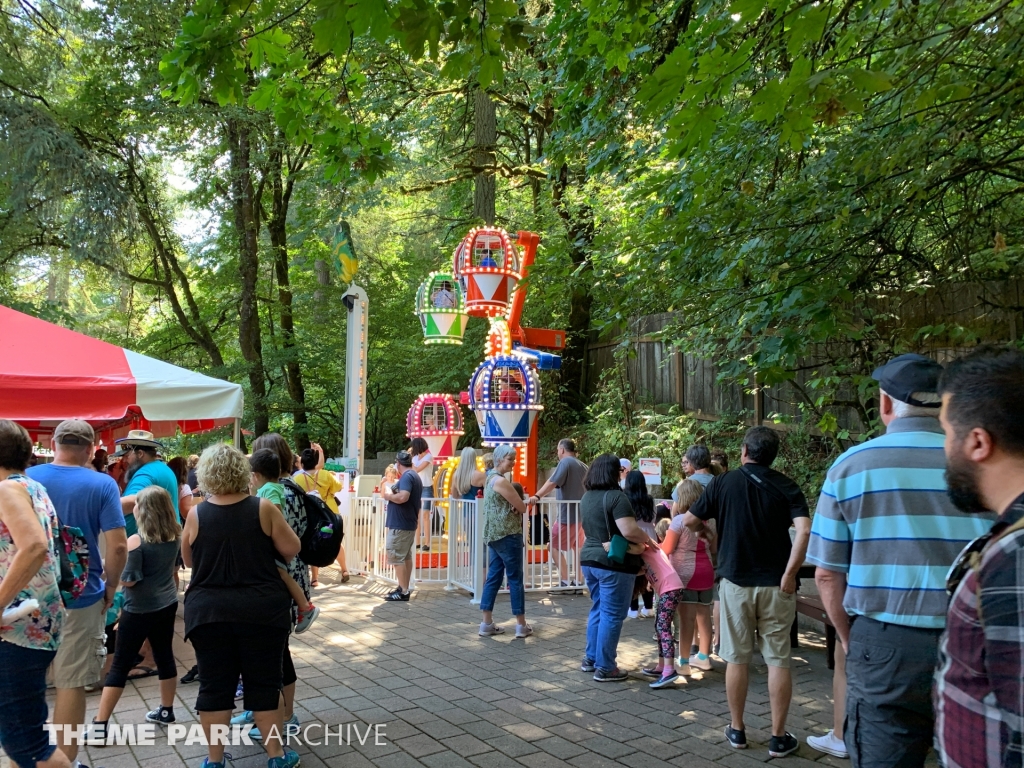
top-left (181, 444), bottom-right (301, 768)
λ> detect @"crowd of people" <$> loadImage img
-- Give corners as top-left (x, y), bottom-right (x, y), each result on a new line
top-left (466, 346), bottom-right (1024, 764)
top-left (0, 422), bottom-right (355, 768)
top-left (1, 346), bottom-right (1022, 767)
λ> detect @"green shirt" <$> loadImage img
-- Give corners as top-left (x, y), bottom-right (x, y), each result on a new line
top-left (482, 475), bottom-right (523, 544)
top-left (256, 482), bottom-right (286, 508)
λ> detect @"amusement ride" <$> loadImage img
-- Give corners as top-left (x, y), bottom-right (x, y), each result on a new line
top-left (409, 227), bottom-right (565, 495)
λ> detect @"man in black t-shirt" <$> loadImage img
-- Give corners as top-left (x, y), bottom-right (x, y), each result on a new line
top-left (685, 427), bottom-right (810, 758)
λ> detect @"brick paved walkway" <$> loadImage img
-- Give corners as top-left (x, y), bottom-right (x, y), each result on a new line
top-left (40, 568), bottom-right (854, 768)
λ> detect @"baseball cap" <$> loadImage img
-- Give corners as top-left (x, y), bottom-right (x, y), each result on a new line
top-left (872, 353), bottom-right (943, 407)
top-left (395, 450), bottom-right (413, 467)
top-left (53, 419), bottom-right (95, 446)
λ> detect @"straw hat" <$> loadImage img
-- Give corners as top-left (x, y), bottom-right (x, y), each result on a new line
top-left (113, 429), bottom-right (163, 456)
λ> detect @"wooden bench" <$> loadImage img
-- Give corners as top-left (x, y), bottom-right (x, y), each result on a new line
top-left (793, 593), bottom-right (837, 670)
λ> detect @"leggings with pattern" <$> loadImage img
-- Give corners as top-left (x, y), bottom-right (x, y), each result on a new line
top-left (655, 588), bottom-right (686, 659)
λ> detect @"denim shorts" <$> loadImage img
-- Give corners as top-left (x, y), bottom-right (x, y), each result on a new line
top-left (0, 640), bottom-right (58, 767)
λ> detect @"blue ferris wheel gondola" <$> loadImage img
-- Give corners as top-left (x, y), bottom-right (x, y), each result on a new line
top-left (467, 355), bottom-right (543, 446)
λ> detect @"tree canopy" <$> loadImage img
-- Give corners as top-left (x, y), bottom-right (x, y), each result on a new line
top-left (3, 0), bottom-right (1022, 464)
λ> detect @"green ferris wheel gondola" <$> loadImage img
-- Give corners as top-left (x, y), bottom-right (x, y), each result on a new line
top-left (415, 271), bottom-right (470, 345)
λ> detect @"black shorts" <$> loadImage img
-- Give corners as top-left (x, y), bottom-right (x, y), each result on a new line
top-left (189, 622), bottom-right (289, 713)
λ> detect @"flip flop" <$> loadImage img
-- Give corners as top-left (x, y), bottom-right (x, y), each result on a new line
top-left (310, 580), bottom-right (319, 588)
top-left (341, 572), bottom-right (350, 583)
top-left (127, 665), bottom-right (158, 680)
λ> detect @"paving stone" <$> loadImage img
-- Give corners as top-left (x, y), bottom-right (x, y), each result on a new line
top-left (11, 578), bottom-right (840, 768)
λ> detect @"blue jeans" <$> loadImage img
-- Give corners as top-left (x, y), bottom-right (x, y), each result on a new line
top-left (0, 641), bottom-right (58, 768)
top-left (582, 566), bottom-right (636, 673)
top-left (479, 534), bottom-right (525, 617)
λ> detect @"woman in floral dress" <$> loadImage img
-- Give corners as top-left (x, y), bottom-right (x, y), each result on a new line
top-left (0, 419), bottom-right (68, 768)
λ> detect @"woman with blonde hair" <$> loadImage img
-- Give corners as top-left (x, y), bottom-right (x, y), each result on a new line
top-left (661, 478), bottom-right (717, 672)
top-left (183, 443), bottom-right (302, 768)
top-left (452, 447), bottom-right (487, 500)
top-left (91, 486), bottom-right (182, 736)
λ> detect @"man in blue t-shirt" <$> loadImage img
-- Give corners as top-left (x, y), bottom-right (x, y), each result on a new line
top-left (381, 450), bottom-right (422, 602)
top-left (27, 419), bottom-right (127, 765)
top-left (114, 430), bottom-right (180, 533)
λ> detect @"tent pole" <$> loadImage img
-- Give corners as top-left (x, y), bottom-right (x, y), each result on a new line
top-left (233, 418), bottom-right (242, 450)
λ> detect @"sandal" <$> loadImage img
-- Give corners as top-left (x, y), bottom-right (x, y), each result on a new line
top-left (310, 580), bottom-right (319, 588)
top-left (341, 571), bottom-right (350, 583)
top-left (127, 665), bottom-right (159, 680)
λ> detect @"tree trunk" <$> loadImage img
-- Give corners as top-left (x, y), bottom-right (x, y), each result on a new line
top-left (473, 88), bottom-right (496, 225)
top-left (268, 143), bottom-right (310, 451)
top-left (552, 162), bottom-right (595, 415)
top-left (227, 117), bottom-right (270, 435)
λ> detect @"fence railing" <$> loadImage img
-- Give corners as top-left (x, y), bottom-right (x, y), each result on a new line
top-left (342, 495), bottom-right (585, 600)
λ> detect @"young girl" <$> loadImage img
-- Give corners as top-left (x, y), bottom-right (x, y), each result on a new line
top-left (624, 471), bottom-right (656, 619)
top-left (662, 478), bottom-right (717, 671)
top-left (91, 486), bottom-right (181, 737)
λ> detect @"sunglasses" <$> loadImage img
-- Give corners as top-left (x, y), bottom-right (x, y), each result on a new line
top-left (946, 531), bottom-right (995, 595)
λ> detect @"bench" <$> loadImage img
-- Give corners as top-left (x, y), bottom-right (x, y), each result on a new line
top-left (793, 593), bottom-right (837, 670)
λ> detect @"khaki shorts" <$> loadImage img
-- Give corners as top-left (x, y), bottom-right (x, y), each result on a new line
top-left (385, 529), bottom-right (416, 565)
top-left (53, 599), bottom-right (106, 688)
top-left (719, 578), bottom-right (796, 668)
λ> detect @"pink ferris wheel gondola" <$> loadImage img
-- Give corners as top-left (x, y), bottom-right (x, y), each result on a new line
top-left (406, 393), bottom-right (465, 463)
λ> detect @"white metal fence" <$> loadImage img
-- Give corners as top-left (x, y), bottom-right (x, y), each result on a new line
top-left (342, 494), bottom-right (585, 600)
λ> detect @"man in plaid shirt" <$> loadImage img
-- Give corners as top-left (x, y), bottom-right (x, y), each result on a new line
top-left (936, 346), bottom-right (1024, 767)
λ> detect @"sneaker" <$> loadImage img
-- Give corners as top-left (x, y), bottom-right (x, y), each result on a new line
top-left (230, 710), bottom-right (254, 726)
top-left (593, 668), bottom-right (629, 682)
top-left (146, 706), bottom-right (175, 725)
top-left (515, 624), bottom-right (533, 639)
top-left (641, 666), bottom-right (663, 677)
top-left (87, 720), bottom-right (108, 746)
top-left (768, 732), bottom-right (799, 757)
top-left (807, 730), bottom-right (848, 758)
top-left (234, 680), bottom-right (244, 700)
top-left (295, 604), bottom-right (320, 634)
top-left (199, 757), bottom-right (232, 768)
top-left (250, 714), bottom-right (300, 741)
top-left (267, 750), bottom-right (301, 768)
top-left (649, 672), bottom-right (679, 689)
top-left (580, 659), bottom-right (595, 672)
top-left (384, 590), bottom-right (410, 601)
top-left (180, 665), bottom-right (200, 684)
top-left (627, 609), bottom-right (638, 619)
top-left (479, 622), bottom-right (506, 636)
top-left (689, 653), bottom-right (713, 671)
top-left (724, 725), bottom-right (747, 749)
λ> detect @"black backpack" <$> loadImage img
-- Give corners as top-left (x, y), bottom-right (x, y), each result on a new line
top-left (281, 478), bottom-right (344, 568)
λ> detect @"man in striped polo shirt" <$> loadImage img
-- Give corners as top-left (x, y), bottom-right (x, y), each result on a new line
top-left (806, 354), bottom-right (993, 768)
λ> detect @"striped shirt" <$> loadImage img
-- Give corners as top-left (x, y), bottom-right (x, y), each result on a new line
top-left (806, 416), bottom-right (993, 629)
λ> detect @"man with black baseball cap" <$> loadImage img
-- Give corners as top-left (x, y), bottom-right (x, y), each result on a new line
top-left (381, 450), bottom-right (422, 601)
top-left (28, 419), bottom-right (127, 766)
top-left (805, 354), bottom-right (994, 766)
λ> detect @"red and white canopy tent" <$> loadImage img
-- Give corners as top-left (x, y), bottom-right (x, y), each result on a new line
top-left (0, 305), bottom-right (243, 448)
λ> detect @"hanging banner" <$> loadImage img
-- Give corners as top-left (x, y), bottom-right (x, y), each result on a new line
top-left (331, 220), bottom-right (359, 284)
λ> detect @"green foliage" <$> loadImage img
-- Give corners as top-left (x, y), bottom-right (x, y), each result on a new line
top-left (575, 358), bottom-right (836, 499)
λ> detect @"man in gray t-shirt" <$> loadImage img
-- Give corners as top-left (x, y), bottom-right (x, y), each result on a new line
top-left (529, 439), bottom-right (588, 585)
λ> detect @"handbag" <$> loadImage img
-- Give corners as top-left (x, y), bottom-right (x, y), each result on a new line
top-left (604, 491), bottom-right (629, 565)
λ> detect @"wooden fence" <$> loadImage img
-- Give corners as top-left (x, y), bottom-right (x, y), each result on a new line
top-left (583, 280), bottom-right (1024, 435)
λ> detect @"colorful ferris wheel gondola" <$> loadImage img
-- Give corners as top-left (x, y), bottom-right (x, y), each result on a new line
top-left (405, 393), bottom-right (465, 463)
top-left (452, 227), bottom-right (521, 317)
